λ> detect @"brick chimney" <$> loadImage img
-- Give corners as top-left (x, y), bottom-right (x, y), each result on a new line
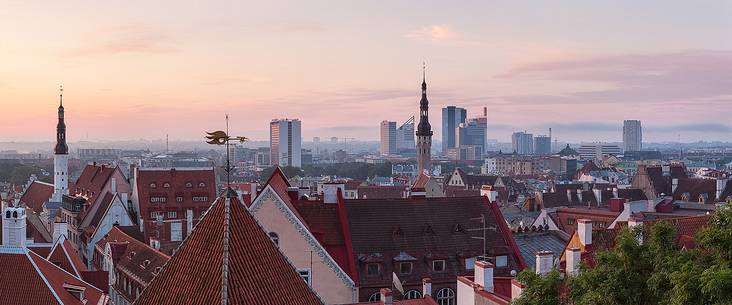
top-left (565, 247), bottom-right (581, 276)
top-left (53, 221), bottom-right (68, 243)
top-left (717, 178), bottom-right (729, 201)
top-left (608, 198), bottom-right (626, 212)
top-left (511, 279), bottom-right (526, 300)
top-left (422, 277), bottom-right (432, 297)
top-left (593, 187), bottom-right (602, 206)
top-left (577, 219), bottom-right (593, 246)
top-left (672, 178), bottom-right (679, 194)
top-left (474, 260), bottom-right (494, 292)
top-left (535, 251), bottom-right (554, 275)
top-left (380, 288), bottom-right (393, 305)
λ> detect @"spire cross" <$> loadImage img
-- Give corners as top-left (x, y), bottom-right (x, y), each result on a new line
top-left (59, 84), bottom-right (64, 107)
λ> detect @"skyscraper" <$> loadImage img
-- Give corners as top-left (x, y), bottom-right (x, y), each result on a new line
top-left (396, 116), bottom-right (415, 154)
top-left (53, 86), bottom-right (69, 202)
top-left (511, 132), bottom-right (534, 155)
top-left (534, 135), bottom-right (551, 155)
top-left (380, 120), bottom-right (397, 155)
top-left (623, 120), bottom-right (642, 152)
top-left (441, 106), bottom-right (467, 153)
top-left (416, 66), bottom-right (433, 174)
top-left (456, 117), bottom-right (487, 158)
top-left (270, 119), bottom-right (302, 167)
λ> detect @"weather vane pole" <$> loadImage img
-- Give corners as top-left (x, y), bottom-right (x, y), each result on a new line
top-left (206, 115), bottom-right (249, 189)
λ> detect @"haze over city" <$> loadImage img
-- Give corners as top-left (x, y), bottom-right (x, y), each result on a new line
top-left (2, 1), bottom-right (731, 143)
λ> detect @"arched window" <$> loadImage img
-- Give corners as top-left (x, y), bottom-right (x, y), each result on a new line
top-left (405, 290), bottom-right (422, 299)
top-left (185, 182), bottom-right (193, 188)
top-left (368, 292), bottom-right (380, 302)
top-left (436, 288), bottom-right (455, 305)
top-left (150, 183), bottom-right (157, 188)
top-left (268, 232), bottom-right (279, 247)
top-left (198, 182), bottom-right (206, 188)
top-left (163, 183), bottom-right (171, 188)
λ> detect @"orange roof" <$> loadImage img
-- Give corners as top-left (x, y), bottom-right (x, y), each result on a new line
top-left (19, 180), bottom-right (54, 213)
top-left (133, 192), bottom-right (323, 305)
top-left (47, 239), bottom-right (88, 278)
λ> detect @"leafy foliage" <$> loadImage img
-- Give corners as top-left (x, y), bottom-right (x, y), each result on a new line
top-left (510, 270), bottom-right (566, 305)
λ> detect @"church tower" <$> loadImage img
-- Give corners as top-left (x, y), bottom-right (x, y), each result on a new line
top-left (52, 86), bottom-right (69, 202)
top-left (416, 65), bottom-right (433, 174)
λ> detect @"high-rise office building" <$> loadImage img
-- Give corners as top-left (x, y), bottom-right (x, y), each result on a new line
top-left (380, 120), bottom-right (397, 155)
top-left (456, 117), bottom-right (487, 159)
top-left (578, 143), bottom-right (622, 160)
top-left (623, 120), bottom-right (642, 152)
top-left (441, 106), bottom-right (467, 153)
top-left (270, 119), bottom-right (302, 167)
top-left (511, 132), bottom-right (534, 155)
top-left (396, 116), bottom-right (415, 154)
top-left (534, 135), bottom-right (551, 155)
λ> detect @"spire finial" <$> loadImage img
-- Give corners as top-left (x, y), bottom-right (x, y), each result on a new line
top-left (422, 62), bottom-right (426, 83)
top-left (59, 84), bottom-right (64, 107)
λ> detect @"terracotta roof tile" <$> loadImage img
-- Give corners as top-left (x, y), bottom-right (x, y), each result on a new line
top-left (19, 180), bottom-right (54, 214)
top-left (133, 194), bottom-right (324, 305)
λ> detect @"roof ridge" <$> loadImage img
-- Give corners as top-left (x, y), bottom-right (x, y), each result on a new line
top-left (221, 197), bottom-right (232, 305)
top-left (25, 249), bottom-right (64, 305)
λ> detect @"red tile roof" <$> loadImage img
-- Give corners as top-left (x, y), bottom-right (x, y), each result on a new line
top-left (133, 193), bottom-right (324, 305)
top-left (355, 185), bottom-right (407, 199)
top-left (0, 246), bottom-right (106, 305)
top-left (19, 180), bottom-right (54, 213)
top-left (47, 239), bottom-right (88, 278)
top-left (74, 163), bottom-right (118, 204)
top-left (97, 226), bottom-right (170, 286)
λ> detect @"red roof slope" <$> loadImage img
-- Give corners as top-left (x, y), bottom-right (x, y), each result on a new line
top-left (134, 194), bottom-right (324, 305)
top-left (19, 180), bottom-right (54, 213)
top-left (96, 226), bottom-right (170, 286)
top-left (47, 239), bottom-right (88, 278)
top-left (0, 246), bottom-right (106, 305)
top-left (74, 164), bottom-right (117, 203)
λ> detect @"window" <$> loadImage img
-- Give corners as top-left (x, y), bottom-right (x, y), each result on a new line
top-left (167, 211), bottom-right (177, 218)
top-left (436, 288), bottom-right (455, 305)
top-left (150, 183), bottom-right (157, 188)
top-left (268, 232), bottom-right (279, 247)
top-left (192, 196), bottom-right (209, 202)
top-left (465, 257), bottom-right (476, 270)
top-left (368, 292), bottom-right (380, 302)
top-left (495, 255), bottom-right (508, 268)
top-left (567, 218), bottom-right (576, 225)
top-left (432, 260), bottom-right (446, 272)
top-left (150, 211), bottom-right (161, 219)
top-left (150, 197), bottom-right (167, 203)
top-left (405, 290), bottom-right (422, 299)
top-left (198, 182), bottom-right (206, 188)
top-left (185, 182), bottom-right (193, 188)
top-left (163, 183), bottom-right (171, 188)
top-left (176, 196), bottom-right (183, 202)
top-left (399, 262), bottom-right (413, 275)
top-left (170, 222), bottom-right (183, 241)
top-left (366, 263), bottom-right (381, 276)
top-left (297, 269), bottom-right (311, 285)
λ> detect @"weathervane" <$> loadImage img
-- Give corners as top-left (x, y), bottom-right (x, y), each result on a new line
top-left (205, 114), bottom-right (248, 187)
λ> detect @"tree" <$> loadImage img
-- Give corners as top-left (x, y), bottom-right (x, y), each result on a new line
top-left (510, 270), bottom-right (566, 305)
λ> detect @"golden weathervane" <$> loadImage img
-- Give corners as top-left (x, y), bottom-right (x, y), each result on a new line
top-left (206, 115), bottom-right (248, 185)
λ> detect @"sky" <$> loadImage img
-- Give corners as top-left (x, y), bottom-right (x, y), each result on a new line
top-left (1, 0), bottom-right (731, 143)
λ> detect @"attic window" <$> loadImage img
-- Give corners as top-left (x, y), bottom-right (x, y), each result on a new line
top-left (423, 224), bottom-right (435, 235)
top-left (399, 262), bottom-right (413, 275)
top-left (150, 183), bottom-right (157, 188)
top-left (198, 182), bottom-right (206, 188)
top-left (129, 251), bottom-right (136, 259)
top-left (163, 183), bottom-right (171, 188)
top-left (62, 283), bottom-right (86, 302)
top-left (366, 263), bottom-right (381, 276)
top-left (141, 260), bottom-right (151, 268)
top-left (453, 224), bottom-right (465, 234)
top-left (185, 182), bottom-right (193, 188)
top-left (155, 267), bottom-right (162, 273)
top-left (432, 260), bottom-right (446, 272)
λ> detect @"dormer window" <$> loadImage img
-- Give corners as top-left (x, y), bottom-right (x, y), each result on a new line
top-left (176, 196), bottom-right (183, 202)
top-left (62, 283), bottom-right (86, 302)
top-left (399, 262), bottom-right (413, 275)
top-left (163, 183), bottom-right (171, 188)
top-left (495, 255), bottom-right (508, 268)
top-left (129, 251), bottom-right (136, 259)
top-left (141, 260), bottom-right (151, 268)
top-left (366, 263), bottom-right (381, 276)
top-left (198, 182), bottom-right (206, 188)
top-left (432, 260), bottom-right (446, 272)
top-left (150, 183), bottom-right (157, 188)
top-left (185, 182), bottom-right (193, 188)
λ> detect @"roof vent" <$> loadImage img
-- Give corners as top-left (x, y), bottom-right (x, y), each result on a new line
top-left (423, 224), bottom-right (435, 236)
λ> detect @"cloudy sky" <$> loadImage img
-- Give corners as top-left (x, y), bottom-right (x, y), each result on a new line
top-left (1, 1), bottom-right (731, 143)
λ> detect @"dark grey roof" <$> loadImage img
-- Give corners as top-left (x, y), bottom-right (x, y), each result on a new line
top-left (513, 231), bottom-right (569, 270)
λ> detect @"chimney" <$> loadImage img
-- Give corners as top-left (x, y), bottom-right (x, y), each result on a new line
top-left (422, 278), bottom-right (432, 297)
top-left (287, 187), bottom-right (299, 202)
top-left (380, 288), bottom-right (393, 305)
top-left (717, 178), bottom-right (728, 201)
top-left (577, 190), bottom-right (583, 203)
top-left (111, 177), bottom-right (117, 193)
top-left (672, 178), bottom-right (679, 194)
top-left (186, 209), bottom-right (194, 236)
top-left (628, 218), bottom-right (643, 244)
top-left (511, 279), bottom-right (526, 300)
top-left (566, 189), bottom-right (572, 202)
top-left (608, 198), bottom-right (626, 212)
top-left (612, 187), bottom-right (619, 198)
top-left (2, 207), bottom-right (27, 247)
top-left (323, 183), bottom-right (343, 204)
top-left (53, 221), bottom-right (68, 243)
top-left (483, 106), bottom-right (487, 117)
top-left (593, 188), bottom-right (602, 205)
top-left (565, 247), bottom-right (581, 276)
top-left (250, 183), bottom-right (258, 199)
top-left (474, 260), bottom-right (495, 292)
top-left (535, 251), bottom-right (554, 275)
top-left (577, 219), bottom-right (593, 246)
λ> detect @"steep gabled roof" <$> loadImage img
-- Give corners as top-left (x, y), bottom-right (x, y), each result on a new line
top-left (0, 246), bottom-right (106, 305)
top-left (47, 239), bottom-right (87, 278)
top-left (672, 178), bottom-right (717, 203)
top-left (96, 226), bottom-right (169, 286)
top-left (133, 193), bottom-right (323, 305)
top-left (19, 180), bottom-right (54, 214)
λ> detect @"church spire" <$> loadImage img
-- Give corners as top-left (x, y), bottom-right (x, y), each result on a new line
top-left (421, 62), bottom-right (427, 93)
top-left (55, 85), bottom-right (68, 155)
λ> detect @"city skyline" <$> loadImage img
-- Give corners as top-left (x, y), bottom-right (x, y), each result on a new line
top-left (2, 1), bottom-right (732, 143)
